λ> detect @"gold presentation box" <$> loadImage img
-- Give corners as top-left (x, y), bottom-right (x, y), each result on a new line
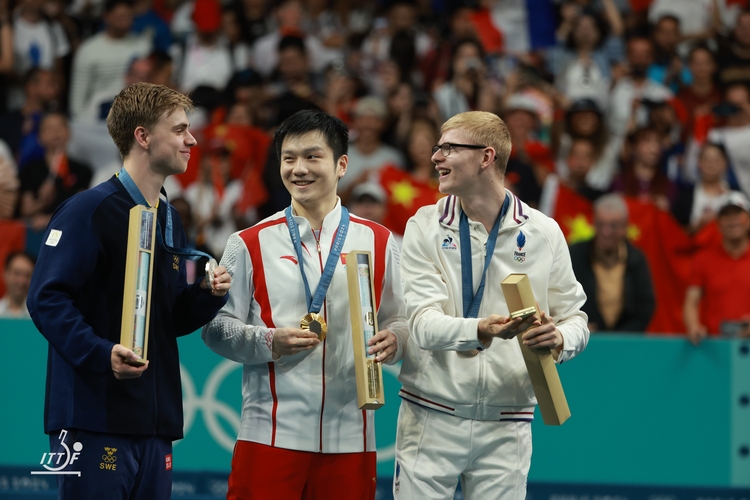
top-left (120, 205), bottom-right (157, 365)
top-left (501, 273), bottom-right (571, 426)
top-left (346, 250), bottom-right (385, 410)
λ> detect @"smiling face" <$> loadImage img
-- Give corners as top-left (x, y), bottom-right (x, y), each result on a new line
top-left (432, 128), bottom-right (486, 196)
top-left (280, 130), bottom-right (347, 212)
top-left (145, 107), bottom-right (196, 176)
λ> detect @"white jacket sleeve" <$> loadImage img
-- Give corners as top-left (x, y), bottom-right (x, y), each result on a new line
top-left (202, 232), bottom-right (276, 365)
top-left (400, 216), bottom-right (484, 352)
top-left (546, 226), bottom-right (589, 364)
top-left (376, 234), bottom-right (409, 364)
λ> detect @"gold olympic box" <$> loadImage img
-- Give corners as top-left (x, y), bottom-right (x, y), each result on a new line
top-left (346, 250), bottom-right (385, 410)
top-left (119, 205), bottom-right (157, 365)
top-left (501, 273), bottom-right (571, 425)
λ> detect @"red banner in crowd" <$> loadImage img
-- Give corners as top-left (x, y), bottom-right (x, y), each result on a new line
top-left (379, 165), bottom-right (444, 236)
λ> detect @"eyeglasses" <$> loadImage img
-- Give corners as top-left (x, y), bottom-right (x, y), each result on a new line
top-left (431, 143), bottom-right (487, 157)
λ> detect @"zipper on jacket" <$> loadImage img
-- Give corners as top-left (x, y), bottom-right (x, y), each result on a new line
top-left (312, 228), bottom-right (326, 453)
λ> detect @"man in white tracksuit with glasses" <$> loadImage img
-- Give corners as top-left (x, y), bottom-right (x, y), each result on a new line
top-left (395, 110), bottom-right (590, 500)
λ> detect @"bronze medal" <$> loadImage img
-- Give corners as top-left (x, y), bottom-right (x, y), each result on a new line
top-left (301, 312), bottom-right (328, 341)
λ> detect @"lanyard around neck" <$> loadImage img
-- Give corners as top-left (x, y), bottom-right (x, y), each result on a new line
top-left (460, 194), bottom-right (510, 318)
top-left (117, 167), bottom-right (213, 261)
top-left (285, 205), bottom-right (349, 314)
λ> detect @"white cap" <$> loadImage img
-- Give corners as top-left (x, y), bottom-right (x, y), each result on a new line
top-left (718, 191), bottom-right (750, 215)
top-left (351, 182), bottom-right (387, 203)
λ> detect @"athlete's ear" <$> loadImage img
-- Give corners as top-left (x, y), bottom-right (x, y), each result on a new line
top-left (133, 126), bottom-right (150, 151)
top-left (336, 154), bottom-right (348, 179)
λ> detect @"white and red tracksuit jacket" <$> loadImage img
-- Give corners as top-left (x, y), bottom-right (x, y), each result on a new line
top-left (203, 200), bottom-right (408, 453)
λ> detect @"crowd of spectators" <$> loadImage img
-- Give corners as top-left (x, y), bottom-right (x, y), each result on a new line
top-left (0, 0), bottom-right (749, 337)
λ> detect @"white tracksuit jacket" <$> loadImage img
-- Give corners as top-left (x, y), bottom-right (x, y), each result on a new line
top-left (398, 192), bottom-right (589, 420)
top-left (203, 201), bottom-right (408, 453)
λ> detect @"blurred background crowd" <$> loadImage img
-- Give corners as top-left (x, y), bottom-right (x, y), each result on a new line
top-left (1, 0), bottom-right (749, 340)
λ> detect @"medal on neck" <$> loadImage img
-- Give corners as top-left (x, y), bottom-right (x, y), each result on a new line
top-left (285, 205), bottom-right (350, 341)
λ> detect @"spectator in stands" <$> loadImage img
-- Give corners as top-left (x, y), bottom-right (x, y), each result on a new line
top-left (558, 137), bottom-right (607, 200)
top-left (0, 67), bottom-right (61, 165)
top-left (131, 0), bottom-right (172, 53)
top-left (648, 15), bottom-right (691, 92)
top-left (675, 44), bottom-right (722, 143)
top-left (613, 126), bottom-right (676, 211)
top-left (706, 83), bottom-right (750, 197)
top-left (647, 0), bottom-right (720, 41)
top-left (570, 193), bottom-right (655, 332)
top-left (555, 97), bottom-right (623, 191)
top-left (0, 0), bottom-right (13, 109)
top-left (0, 251), bottom-right (34, 318)
top-left (347, 180), bottom-right (387, 225)
top-left (339, 95), bottom-right (405, 197)
top-left (68, 0), bottom-right (152, 118)
top-left (321, 64), bottom-right (361, 127)
top-left (265, 35), bottom-right (322, 106)
top-left (684, 191), bottom-right (750, 344)
top-left (503, 93), bottom-right (554, 185)
top-left (673, 142), bottom-right (735, 233)
top-left (17, 112), bottom-right (92, 230)
top-left (717, 10), bottom-right (750, 88)
top-left (378, 117), bottom-right (442, 236)
top-left (360, 0), bottom-right (433, 74)
top-left (9, 0), bottom-right (71, 109)
top-left (548, 0), bottom-right (625, 106)
top-left (609, 36), bottom-right (672, 137)
top-left (433, 37), bottom-right (498, 122)
top-left (173, 0), bottom-right (235, 95)
top-left (251, 0), bottom-right (336, 79)
top-left (183, 139), bottom-right (244, 259)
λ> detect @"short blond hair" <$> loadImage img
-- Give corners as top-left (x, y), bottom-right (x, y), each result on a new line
top-left (441, 111), bottom-right (512, 174)
top-left (107, 83), bottom-right (194, 159)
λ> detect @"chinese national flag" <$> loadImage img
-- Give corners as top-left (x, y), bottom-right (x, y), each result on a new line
top-left (379, 165), bottom-right (444, 236)
top-left (624, 198), bottom-right (692, 333)
top-left (551, 183), bottom-right (595, 244)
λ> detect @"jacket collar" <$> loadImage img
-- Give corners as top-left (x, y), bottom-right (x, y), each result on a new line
top-left (437, 191), bottom-right (529, 232)
top-left (288, 198), bottom-right (343, 243)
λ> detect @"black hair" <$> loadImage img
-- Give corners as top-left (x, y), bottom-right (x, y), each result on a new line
top-left (278, 35), bottom-right (306, 55)
top-left (273, 109), bottom-right (349, 163)
top-left (565, 9), bottom-right (609, 51)
top-left (447, 37), bottom-right (485, 81)
top-left (104, 0), bottom-right (134, 14)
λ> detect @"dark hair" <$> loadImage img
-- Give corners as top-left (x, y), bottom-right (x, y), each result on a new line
top-left (5, 251), bottom-right (36, 269)
top-left (447, 37), bottom-right (485, 81)
top-left (700, 141), bottom-right (729, 162)
top-left (566, 10), bottom-right (609, 51)
top-left (104, 0), bottom-right (134, 14)
top-left (654, 14), bottom-right (680, 29)
top-left (273, 110), bottom-right (349, 163)
top-left (278, 35), bottom-right (306, 55)
top-left (390, 30), bottom-right (416, 83)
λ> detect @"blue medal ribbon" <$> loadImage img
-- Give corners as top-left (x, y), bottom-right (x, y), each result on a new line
top-left (285, 205), bottom-right (349, 314)
top-left (117, 167), bottom-right (213, 261)
top-left (460, 194), bottom-right (510, 318)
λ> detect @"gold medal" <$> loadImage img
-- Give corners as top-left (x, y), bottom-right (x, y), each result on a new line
top-left (205, 258), bottom-right (218, 290)
top-left (301, 312), bottom-right (327, 341)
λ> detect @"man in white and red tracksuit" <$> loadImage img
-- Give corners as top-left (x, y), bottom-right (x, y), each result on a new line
top-left (202, 109), bottom-right (408, 500)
